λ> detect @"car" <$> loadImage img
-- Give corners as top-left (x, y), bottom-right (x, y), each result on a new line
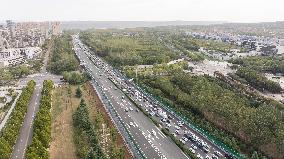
top-left (175, 130), bottom-right (180, 135)
top-left (179, 138), bottom-right (185, 144)
top-left (189, 148), bottom-right (195, 154)
top-left (175, 126), bottom-right (180, 130)
top-left (166, 123), bottom-right (171, 127)
top-left (212, 154), bottom-right (218, 159)
top-left (136, 109), bottom-right (139, 112)
top-left (214, 151), bottom-right (222, 157)
top-left (197, 154), bottom-right (203, 159)
top-left (205, 155), bottom-right (211, 159)
top-left (161, 118), bottom-right (167, 122)
top-left (182, 137), bottom-right (188, 142)
top-left (191, 144), bottom-right (197, 150)
top-left (125, 108), bottom-right (129, 112)
top-left (129, 107), bottom-right (133, 111)
top-left (203, 147), bottom-right (209, 153)
top-left (129, 122), bottom-right (134, 126)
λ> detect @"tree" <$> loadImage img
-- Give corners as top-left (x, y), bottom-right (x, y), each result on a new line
top-left (76, 86), bottom-right (82, 98)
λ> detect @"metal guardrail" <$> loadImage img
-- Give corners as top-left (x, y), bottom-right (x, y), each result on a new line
top-left (90, 78), bottom-right (145, 159)
top-left (112, 68), bottom-right (245, 159)
top-left (76, 37), bottom-right (244, 159)
top-left (80, 56), bottom-right (145, 158)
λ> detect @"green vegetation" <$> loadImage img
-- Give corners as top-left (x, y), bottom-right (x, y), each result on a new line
top-left (80, 28), bottom-right (284, 158)
top-left (73, 99), bottom-right (105, 159)
top-left (0, 81), bottom-right (36, 159)
top-left (26, 80), bottom-right (53, 159)
top-left (75, 86), bottom-right (82, 98)
top-left (80, 29), bottom-right (179, 67)
top-left (229, 56), bottom-right (284, 74)
top-left (48, 33), bottom-right (78, 74)
top-left (236, 67), bottom-right (282, 93)
top-left (139, 72), bottom-right (284, 158)
top-left (63, 71), bottom-right (91, 85)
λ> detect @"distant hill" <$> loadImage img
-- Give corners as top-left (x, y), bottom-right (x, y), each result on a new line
top-left (61, 21), bottom-right (226, 30)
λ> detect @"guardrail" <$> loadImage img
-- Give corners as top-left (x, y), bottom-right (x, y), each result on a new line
top-left (74, 46), bottom-right (146, 159)
top-left (112, 68), bottom-right (244, 159)
top-left (90, 78), bottom-right (145, 159)
top-left (76, 37), bottom-right (244, 159)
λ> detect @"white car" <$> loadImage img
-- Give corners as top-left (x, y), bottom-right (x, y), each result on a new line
top-left (175, 126), bottom-right (180, 130)
top-left (179, 138), bottom-right (185, 144)
top-left (182, 137), bottom-right (188, 142)
top-left (197, 154), bottom-right (203, 159)
top-left (189, 148), bottom-right (195, 154)
top-left (214, 151), bottom-right (222, 156)
top-left (129, 122), bottom-right (134, 126)
top-left (205, 155), bottom-right (211, 159)
top-left (191, 144), bottom-right (197, 150)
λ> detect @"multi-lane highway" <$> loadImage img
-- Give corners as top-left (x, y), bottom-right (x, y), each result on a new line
top-left (74, 34), bottom-right (240, 159)
top-left (73, 35), bottom-right (189, 159)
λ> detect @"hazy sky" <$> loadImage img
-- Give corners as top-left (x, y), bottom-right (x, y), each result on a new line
top-left (1, 0), bottom-right (283, 22)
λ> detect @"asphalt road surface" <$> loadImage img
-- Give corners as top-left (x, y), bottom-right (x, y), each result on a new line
top-left (73, 36), bottom-right (189, 159)
top-left (11, 41), bottom-right (62, 159)
top-left (74, 34), bottom-right (238, 159)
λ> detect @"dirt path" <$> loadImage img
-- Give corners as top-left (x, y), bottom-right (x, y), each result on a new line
top-left (50, 85), bottom-right (80, 159)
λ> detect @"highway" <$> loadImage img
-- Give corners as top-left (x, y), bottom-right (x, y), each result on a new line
top-left (73, 35), bottom-right (189, 159)
top-left (74, 34), bottom-right (239, 159)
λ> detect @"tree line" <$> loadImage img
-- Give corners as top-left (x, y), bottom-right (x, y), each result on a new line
top-left (229, 56), bottom-right (284, 74)
top-left (236, 67), bottom-right (282, 93)
top-left (26, 80), bottom-right (54, 159)
top-left (73, 99), bottom-right (106, 159)
top-left (140, 72), bottom-right (284, 159)
top-left (0, 80), bottom-right (36, 159)
top-left (48, 33), bottom-right (78, 74)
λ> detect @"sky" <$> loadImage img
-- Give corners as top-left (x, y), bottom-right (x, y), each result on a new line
top-left (1, 0), bottom-right (284, 22)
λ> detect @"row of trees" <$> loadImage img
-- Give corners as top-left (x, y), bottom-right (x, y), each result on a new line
top-left (140, 72), bottom-right (284, 159)
top-left (236, 67), bottom-right (282, 93)
top-left (73, 99), bottom-right (106, 159)
top-left (0, 80), bottom-right (36, 159)
top-left (26, 80), bottom-right (54, 159)
top-left (48, 34), bottom-right (78, 74)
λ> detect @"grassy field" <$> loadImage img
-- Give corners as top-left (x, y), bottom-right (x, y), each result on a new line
top-left (50, 84), bottom-right (79, 159)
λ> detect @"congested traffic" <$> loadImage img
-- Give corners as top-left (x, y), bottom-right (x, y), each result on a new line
top-left (73, 34), bottom-right (237, 159)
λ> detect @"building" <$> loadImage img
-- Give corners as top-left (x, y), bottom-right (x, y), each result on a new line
top-left (0, 47), bottom-right (41, 67)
